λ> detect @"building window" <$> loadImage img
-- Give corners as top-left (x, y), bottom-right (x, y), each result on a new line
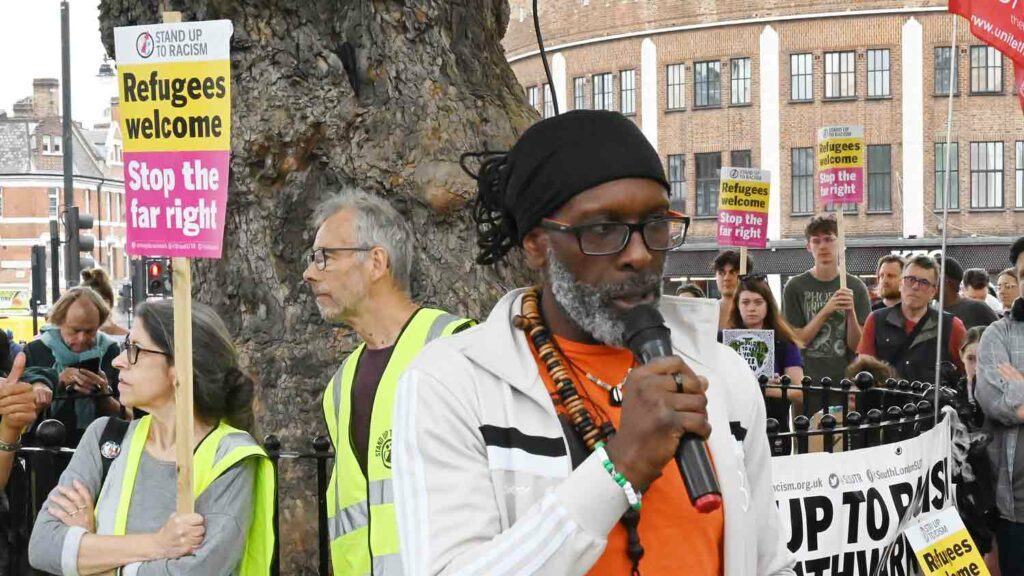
top-left (42, 135), bottom-right (62, 155)
top-left (867, 49), bottom-right (890, 98)
top-left (49, 188), bottom-right (59, 219)
top-left (620, 70), bottom-right (636, 115)
top-left (1016, 141), bottom-right (1024, 208)
top-left (934, 47), bottom-right (959, 95)
top-left (592, 72), bottom-right (613, 111)
top-left (866, 145), bottom-right (892, 212)
top-left (543, 84), bottom-right (554, 118)
top-left (730, 58), bottom-right (751, 105)
top-left (935, 142), bottom-right (960, 210)
top-left (694, 61), bottom-right (721, 108)
top-left (85, 189), bottom-right (91, 215)
top-left (666, 64), bottom-right (685, 110)
top-left (791, 148), bottom-right (815, 214)
top-left (791, 53), bottom-right (814, 101)
top-left (824, 51), bottom-right (856, 99)
top-left (970, 46), bottom-right (1003, 93)
top-left (527, 86), bottom-right (540, 113)
top-left (695, 152), bottom-right (721, 217)
top-left (970, 141), bottom-right (1004, 208)
top-left (668, 154), bottom-right (686, 212)
top-left (573, 77), bottom-right (587, 110)
top-left (730, 150), bottom-right (752, 168)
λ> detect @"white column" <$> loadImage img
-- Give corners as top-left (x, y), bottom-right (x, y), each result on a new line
top-left (902, 17), bottom-right (925, 238)
top-left (641, 38), bottom-right (658, 150)
top-left (552, 52), bottom-right (567, 115)
top-left (759, 25), bottom-right (782, 241)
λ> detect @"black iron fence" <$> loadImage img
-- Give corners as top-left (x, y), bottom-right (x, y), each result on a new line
top-left (3, 373), bottom-right (964, 575)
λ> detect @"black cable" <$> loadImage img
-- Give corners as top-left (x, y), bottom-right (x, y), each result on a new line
top-left (533, 0), bottom-right (559, 115)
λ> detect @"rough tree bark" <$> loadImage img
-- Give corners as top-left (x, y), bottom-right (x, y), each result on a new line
top-left (98, 1), bottom-right (534, 572)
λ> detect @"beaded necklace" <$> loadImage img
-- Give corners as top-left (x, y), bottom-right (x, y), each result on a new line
top-left (513, 286), bottom-right (645, 574)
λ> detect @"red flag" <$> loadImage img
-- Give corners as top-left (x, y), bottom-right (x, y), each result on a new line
top-left (949, 0), bottom-right (1024, 111)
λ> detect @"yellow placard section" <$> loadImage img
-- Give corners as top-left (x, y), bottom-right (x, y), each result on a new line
top-left (118, 60), bottom-right (231, 152)
top-left (817, 137), bottom-right (864, 170)
top-left (914, 529), bottom-right (989, 576)
top-left (719, 179), bottom-right (770, 213)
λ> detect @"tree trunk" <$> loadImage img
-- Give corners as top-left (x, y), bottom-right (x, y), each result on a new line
top-left (99, 1), bottom-right (533, 571)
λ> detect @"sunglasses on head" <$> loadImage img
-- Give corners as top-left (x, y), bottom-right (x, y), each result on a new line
top-left (739, 273), bottom-right (767, 283)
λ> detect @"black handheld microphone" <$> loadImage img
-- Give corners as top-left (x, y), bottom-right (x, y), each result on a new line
top-left (622, 305), bottom-right (722, 513)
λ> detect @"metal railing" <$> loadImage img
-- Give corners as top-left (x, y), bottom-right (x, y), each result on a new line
top-left (761, 372), bottom-right (958, 455)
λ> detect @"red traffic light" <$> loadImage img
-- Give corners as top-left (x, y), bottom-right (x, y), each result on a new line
top-left (148, 262), bottom-right (163, 278)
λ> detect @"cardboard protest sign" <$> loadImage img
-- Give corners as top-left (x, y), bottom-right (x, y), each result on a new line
top-left (817, 126), bottom-right (865, 205)
top-left (722, 329), bottom-right (775, 380)
top-left (115, 20), bottom-right (233, 258)
top-left (771, 417), bottom-right (953, 576)
top-left (716, 166), bottom-right (770, 249)
top-left (905, 507), bottom-right (990, 576)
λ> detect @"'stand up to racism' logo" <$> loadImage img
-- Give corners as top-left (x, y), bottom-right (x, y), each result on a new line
top-left (375, 430), bottom-right (392, 469)
top-left (136, 32), bottom-right (154, 58)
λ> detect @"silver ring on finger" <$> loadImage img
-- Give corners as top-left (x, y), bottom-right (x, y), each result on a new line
top-left (673, 373), bottom-right (684, 393)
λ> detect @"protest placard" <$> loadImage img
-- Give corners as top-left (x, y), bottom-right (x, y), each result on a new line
top-left (817, 126), bottom-right (865, 205)
top-left (904, 507), bottom-right (989, 576)
top-left (717, 166), bottom-right (771, 250)
top-left (722, 329), bottom-right (775, 381)
top-left (114, 12), bottom-right (233, 513)
top-left (115, 18), bottom-right (233, 258)
top-left (772, 416), bottom-right (953, 576)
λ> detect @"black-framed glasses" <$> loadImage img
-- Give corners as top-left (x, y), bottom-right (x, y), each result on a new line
top-left (538, 215), bottom-right (690, 256)
top-left (739, 273), bottom-right (768, 283)
top-left (902, 275), bottom-right (937, 290)
top-left (307, 246), bottom-right (372, 271)
top-left (123, 339), bottom-right (170, 365)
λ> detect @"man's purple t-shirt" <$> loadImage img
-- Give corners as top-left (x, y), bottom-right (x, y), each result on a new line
top-left (352, 345), bottom-right (395, 477)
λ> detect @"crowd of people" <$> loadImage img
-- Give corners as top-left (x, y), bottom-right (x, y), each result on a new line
top-left (0, 109), bottom-right (1021, 575)
top-left (679, 218), bottom-right (1024, 574)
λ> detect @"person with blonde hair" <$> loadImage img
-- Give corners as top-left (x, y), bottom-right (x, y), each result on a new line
top-left (80, 268), bottom-right (129, 340)
top-left (21, 287), bottom-right (122, 445)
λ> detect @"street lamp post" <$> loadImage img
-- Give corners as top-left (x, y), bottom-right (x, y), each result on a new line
top-left (60, 0), bottom-right (77, 288)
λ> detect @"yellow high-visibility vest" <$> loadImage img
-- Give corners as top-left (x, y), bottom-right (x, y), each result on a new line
top-left (95, 415), bottom-right (275, 576)
top-left (323, 308), bottom-right (472, 576)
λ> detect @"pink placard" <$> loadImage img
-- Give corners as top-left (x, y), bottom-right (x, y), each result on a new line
top-left (717, 209), bottom-right (769, 248)
top-left (818, 166), bottom-right (864, 205)
top-left (124, 150), bottom-right (229, 258)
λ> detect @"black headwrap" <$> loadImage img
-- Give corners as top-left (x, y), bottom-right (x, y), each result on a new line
top-left (463, 110), bottom-right (669, 265)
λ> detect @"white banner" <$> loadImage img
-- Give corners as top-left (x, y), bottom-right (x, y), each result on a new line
top-left (771, 417), bottom-right (953, 576)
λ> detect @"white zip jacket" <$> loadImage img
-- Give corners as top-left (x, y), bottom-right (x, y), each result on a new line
top-left (392, 289), bottom-right (796, 576)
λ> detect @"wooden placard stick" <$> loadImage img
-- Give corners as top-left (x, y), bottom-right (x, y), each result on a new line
top-left (739, 246), bottom-right (748, 276)
top-left (836, 209), bottom-right (847, 290)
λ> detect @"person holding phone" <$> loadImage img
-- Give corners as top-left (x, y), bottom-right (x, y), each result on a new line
top-left (22, 287), bottom-right (122, 446)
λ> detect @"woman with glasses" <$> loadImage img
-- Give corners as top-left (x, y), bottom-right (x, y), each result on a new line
top-left (29, 300), bottom-right (274, 576)
top-left (721, 275), bottom-right (804, 454)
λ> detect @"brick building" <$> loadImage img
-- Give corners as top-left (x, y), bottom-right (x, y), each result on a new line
top-left (505, 1), bottom-right (1024, 296)
top-left (0, 78), bottom-right (127, 304)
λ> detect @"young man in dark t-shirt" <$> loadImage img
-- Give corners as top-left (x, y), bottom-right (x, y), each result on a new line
top-left (783, 215), bottom-right (870, 406)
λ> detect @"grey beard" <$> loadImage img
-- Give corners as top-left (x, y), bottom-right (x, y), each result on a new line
top-left (546, 249), bottom-right (662, 347)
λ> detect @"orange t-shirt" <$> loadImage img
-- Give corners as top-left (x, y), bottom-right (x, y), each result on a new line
top-left (530, 334), bottom-right (725, 576)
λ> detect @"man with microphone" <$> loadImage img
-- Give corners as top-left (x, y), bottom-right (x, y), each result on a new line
top-left (391, 110), bottom-right (795, 575)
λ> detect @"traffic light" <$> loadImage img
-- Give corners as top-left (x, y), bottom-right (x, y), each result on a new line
top-left (30, 245), bottom-right (47, 307)
top-left (66, 206), bottom-right (95, 284)
top-left (144, 257), bottom-right (172, 297)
